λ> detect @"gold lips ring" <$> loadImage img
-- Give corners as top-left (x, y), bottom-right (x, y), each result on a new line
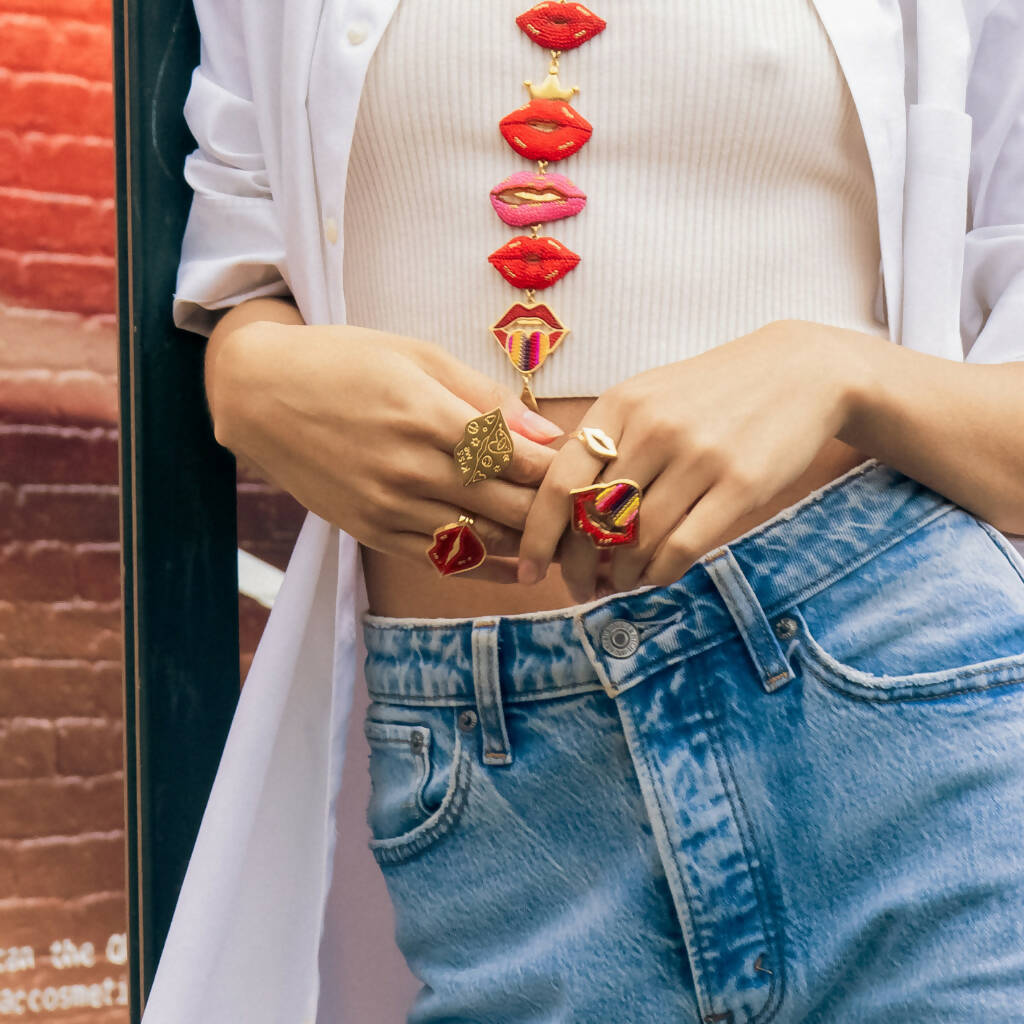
top-left (568, 426), bottom-right (618, 461)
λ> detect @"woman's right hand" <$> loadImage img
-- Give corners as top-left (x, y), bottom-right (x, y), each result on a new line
top-left (205, 310), bottom-right (565, 583)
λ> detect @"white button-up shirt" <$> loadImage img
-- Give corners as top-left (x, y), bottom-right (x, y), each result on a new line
top-left (151, 2), bottom-right (1024, 1022)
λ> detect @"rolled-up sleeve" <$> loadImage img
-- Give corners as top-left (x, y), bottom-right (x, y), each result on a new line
top-left (172, 7), bottom-right (291, 338)
top-left (960, 0), bottom-right (1024, 364)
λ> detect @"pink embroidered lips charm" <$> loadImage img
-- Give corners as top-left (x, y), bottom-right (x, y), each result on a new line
top-left (488, 235), bottom-right (580, 290)
top-left (516, 2), bottom-right (607, 50)
top-left (491, 299), bottom-right (568, 374)
top-left (570, 479), bottom-right (642, 547)
top-left (490, 171), bottom-right (587, 227)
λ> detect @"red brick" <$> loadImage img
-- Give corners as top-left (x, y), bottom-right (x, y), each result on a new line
top-left (0, 0), bottom-right (110, 22)
top-left (0, 426), bottom-right (118, 484)
top-left (0, 69), bottom-right (113, 137)
top-left (0, 250), bottom-right (116, 315)
top-left (0, 600), bottom-right (121, 659)
top-left (0, 660), bottom-right (123, 718)
top-left (0, 370), bottom-right (118, 426)
top-left (0, 719), bottom-right (55, 777)
top-left (0, 832), bottom-right (124, 897)
top-left (0, 892), bottom-right (126, 949)
top-left (55, 718), bottom-right (121, 775)
top-left (0, 189), bottom-right (116, 257)
top-left (0, 15), bottom-right (112, 81)
top-left (73, 543), bottom-right (120, 601)
top-left (0, 131), bottom-right (114, 198)
top-left (0, 481), bottom-right (14, 540)
top-left (0, 541), bottom-right (75, 600)
top-left (0, 775), bottom-right (123, 838)
top-left (236, 486), bottom-right (307, 548)
top-left (13, 484), bottom-right (119, 542)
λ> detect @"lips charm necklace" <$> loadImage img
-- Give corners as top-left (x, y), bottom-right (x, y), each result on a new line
top-left (490, 1), bottom-right (607, 412)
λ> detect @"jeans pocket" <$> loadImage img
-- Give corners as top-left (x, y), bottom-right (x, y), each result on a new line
top-left (788, 507), bottom-right (1024, 702)
top-left (364, 704), bottom-right (473, 864)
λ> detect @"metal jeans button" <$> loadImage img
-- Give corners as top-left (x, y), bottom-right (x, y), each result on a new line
top-left (600, 619), bottom-right (639, 658)
top-left (773, 616), bottom-right (798, 640)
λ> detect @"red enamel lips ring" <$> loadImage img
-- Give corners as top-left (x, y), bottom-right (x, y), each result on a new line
top-left (427, 514), bottom-right (487, 577)
top-left (488, 0), bottom-right (606, 413)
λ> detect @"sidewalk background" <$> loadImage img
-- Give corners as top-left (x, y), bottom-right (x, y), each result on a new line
top-left (0, 1), bottom-right (303, 1018)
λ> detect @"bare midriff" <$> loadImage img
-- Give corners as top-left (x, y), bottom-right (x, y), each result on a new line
top-left (360, 395), bottom-right (870, 619)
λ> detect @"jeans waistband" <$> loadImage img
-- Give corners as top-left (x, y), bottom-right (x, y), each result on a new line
top-left (362, 458), bottom-right (957, 706)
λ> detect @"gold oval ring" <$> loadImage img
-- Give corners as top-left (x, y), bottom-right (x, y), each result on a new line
top-left (569, 426), bottom-right (619, 461)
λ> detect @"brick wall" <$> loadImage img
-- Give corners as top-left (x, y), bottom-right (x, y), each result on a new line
top-left (0, 0), bottom-right (115, 317)
top-left (0, 0), bottom-right (305, 1017)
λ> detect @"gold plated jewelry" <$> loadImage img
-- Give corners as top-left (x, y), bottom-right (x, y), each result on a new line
top-left (570, 478), bottom-right (642, 547)
top-left (427, 513), bottom-right (487, 576)
top-left (454, 408), bottom-right (514, 485)
top-left (569, 426), bottom-right (618, 461)
top-left (489, 3), bottom-right (607, 411)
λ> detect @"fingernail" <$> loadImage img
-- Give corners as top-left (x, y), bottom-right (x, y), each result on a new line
top-left (518, 559), bottom-right (541, 585)
top-left (520, 409), bottom-right (563, 439)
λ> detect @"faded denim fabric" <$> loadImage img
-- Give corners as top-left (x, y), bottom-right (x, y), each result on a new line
top-left (361, 458), bottom-right (1024, 1023)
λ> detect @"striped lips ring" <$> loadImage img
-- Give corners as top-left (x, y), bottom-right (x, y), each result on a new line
top-left (570, 480), bottom-right (642, 547)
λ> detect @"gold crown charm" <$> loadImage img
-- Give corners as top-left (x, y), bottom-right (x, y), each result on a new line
top-left (524, 59), bottom-right (579, 101)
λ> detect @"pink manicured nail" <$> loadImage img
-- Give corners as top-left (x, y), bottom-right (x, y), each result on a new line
top-left (520, 410), bottom-right (563, 439)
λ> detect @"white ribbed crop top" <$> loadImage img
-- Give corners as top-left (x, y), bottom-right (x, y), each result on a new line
top-left (342, 0), bottom-right (890, 398)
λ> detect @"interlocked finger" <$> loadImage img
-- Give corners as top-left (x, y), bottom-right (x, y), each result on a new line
top-left (518, 421), bottom-right (622, 581)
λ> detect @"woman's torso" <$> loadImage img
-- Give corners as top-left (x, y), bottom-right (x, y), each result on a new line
top-left (337, 0), bottom-right (886, 616)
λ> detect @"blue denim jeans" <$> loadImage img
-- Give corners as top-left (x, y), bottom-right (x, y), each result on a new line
top-left (360, 458), bottom-right (1024, 1023)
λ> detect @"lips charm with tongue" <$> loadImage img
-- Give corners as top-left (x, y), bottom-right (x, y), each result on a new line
top-left (491, 299), bottom-right (568, 375)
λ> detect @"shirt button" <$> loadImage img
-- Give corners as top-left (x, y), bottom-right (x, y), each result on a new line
top-left (601, 619), bottom-right (639, 659)
top-left (346, 21), bottom-right (370, 45)
top-left (325, 216), bottom-right (338, 244)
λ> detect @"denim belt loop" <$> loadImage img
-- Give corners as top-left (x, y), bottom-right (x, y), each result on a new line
top-left (703, 546), bottom-right (795, 694)
top-left (470, 618), bottom-right (513, 765)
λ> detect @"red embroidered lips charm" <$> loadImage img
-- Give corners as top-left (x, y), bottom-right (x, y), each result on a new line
top-left (490, 171), bottom-right (587, 227)
top-left (427, 522), bottom-right (487, 576)
top-left (516, 2), bottom-right (607, 50)
top-left (570, 480), bottom-right (642, 547)
top-left (500, 98), bottom-right (593, 162)
top-left (491, 300), bottom-right (568, 374)
top-left (488, 235), bottom-right (580, 290)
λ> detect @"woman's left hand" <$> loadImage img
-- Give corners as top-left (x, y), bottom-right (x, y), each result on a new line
top-left (517, 320), bottom-right (865, 601)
